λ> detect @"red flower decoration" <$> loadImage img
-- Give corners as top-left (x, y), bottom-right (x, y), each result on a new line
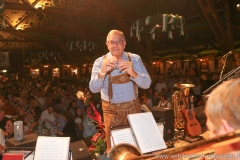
top-left (88, 144), bottom-right (96, 152)
top-left (88, 102), bottom-right (104, 129)
top-left (91, 132), bottom-right (101, 142)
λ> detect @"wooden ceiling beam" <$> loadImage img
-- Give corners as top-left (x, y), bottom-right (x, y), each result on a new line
top-left (197, 0), bottom-right (233, 52)
top-left (5, 28), bottom-right (86, 37)
top-left (128, 0), bottom-right (155, 11)
top-left (183, 1), bottom-right (224, 18)
top-left (4, 2), bottom-right (117, 20)
top-left (57, 17), bottom-right (88, 40)
top-left (108, 1), bottom-right (139, 20)
top-left (6, 29), bottom-right (57, 49)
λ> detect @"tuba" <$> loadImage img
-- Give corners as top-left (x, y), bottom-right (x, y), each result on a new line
top-left (172, 84), bottom-right (194, 129)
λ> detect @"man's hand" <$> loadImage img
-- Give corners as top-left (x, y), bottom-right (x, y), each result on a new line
top-left (98, 56), bottom-right (117, 78)
top-left (100, 56), bottom-right (117, 74)
top-left (119, 60), bottom-right (137, 78)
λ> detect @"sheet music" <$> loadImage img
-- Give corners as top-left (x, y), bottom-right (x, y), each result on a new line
top-left (34, 136), bottom-right (70, 160)
top-left (111, 128), bottom-right (137, 147)
top-left (157, 123), bottom-right (164, 137)
top-left (127, 112), bottom-right (167, 154)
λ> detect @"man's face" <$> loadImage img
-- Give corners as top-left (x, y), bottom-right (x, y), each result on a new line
top-left (86, 107), bottom-right (93, 114)
top-left (158, 78), bottom-right (163, 82)
top-left (106, 33), bottom-right (126, 57)
top-left (0, 111), bottom-right (4, 121)
top-left (72, 102), bottom-right (77, 108)
top-left (48, 107), bottom-right (54, 114)
top-left (154, 92), bottom-right (159, 98)
top-left (5, 120), bottom-right (14, 134)
top-left (53, 112), bottom-right (59, 118)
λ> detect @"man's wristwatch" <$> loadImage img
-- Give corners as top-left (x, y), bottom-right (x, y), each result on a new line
top-left (99, 70), bottom-right (106, 76)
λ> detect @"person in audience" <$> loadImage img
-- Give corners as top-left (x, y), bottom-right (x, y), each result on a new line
top-left (83, 106), bottom-right (97, 146)
top-left (40, 104), bottom-right (55, 129)
top-left (155, 76), bottom-right (167, 94)
top-left (28, 97), bottom-right (38, 112)
top-left (52, 108), bottom-right (66, 132)
top-left (152, 91), bottom-right (160, 108)
top-left (18, 115), bottom-right (34, 135)
top-left (0, 117), bottom-right (18, 160)
top-left (55, 111), bottom-right (77, 143)
top-left (32, 105), bottom-right (42, 121)
top-left (205, 78), bottom-right (240, 159)
top-left (35, 89), bottom-right (45, 110)
top-left (160, 88), bottom-right (167, 95)
top-left (157, 94), bottom-right (171, 108)
top-left (0, 109), bottom-right (8, 136)
top-left (2, 99), bottom-right (16, 116)
top-left (67, 100), bottom-right (77, 117)
top-left (141, 94), bottom-right (152, 109)
top-left (54, 98), bottom-right (65, 113)
top-left (18, 108), bottom-right (26, 117)
top-left (75, 108), bottom-right (83, 140)
top-left (140, 95), bottom-right (151, 112)
top-left (76, 91), bottom-right (85, 116)
top-left (147, 88), bottom-right (153, 100)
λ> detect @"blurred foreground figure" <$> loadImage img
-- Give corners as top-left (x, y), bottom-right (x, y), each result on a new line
top-left (205, 78), bottom-right (240, 160)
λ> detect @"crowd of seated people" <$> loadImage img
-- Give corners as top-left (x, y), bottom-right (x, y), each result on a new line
top-left (0, 68), bottom-right (220, 158)
top-left (0, 76), bottom-right (103, 157)
top-left (140, 66), bottom-right (220, 110)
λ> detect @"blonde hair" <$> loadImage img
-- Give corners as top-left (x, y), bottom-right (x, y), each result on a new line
top-left (106, 29), bottom-right (126, 42)
top-left (205, 78), bottom-right (240, 132)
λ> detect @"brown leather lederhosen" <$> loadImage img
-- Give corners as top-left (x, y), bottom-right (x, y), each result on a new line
top-left (101, 52), bottom-right (141, 152)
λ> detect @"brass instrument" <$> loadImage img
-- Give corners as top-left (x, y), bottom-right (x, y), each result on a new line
top-left (172, 84), bottom-right (195, 129)
top-left (172, 91), bottom-right (184, 129)
top-left (107, 130), bottom-right (240, 160)
top-left (108, 143), bottom-right (143, 160)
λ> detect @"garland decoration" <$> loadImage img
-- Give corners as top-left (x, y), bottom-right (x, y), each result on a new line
top-left (130, 14), bottom-right (184, 41)
top-left (66, 40), bottom-right (97, 52)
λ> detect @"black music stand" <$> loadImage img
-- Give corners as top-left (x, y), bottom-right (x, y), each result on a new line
top-left (155, 118), bottom-right (175, 149)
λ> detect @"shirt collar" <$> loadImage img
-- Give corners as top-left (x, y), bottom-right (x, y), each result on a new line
top-left (107, 52), bottom-right (128, 61)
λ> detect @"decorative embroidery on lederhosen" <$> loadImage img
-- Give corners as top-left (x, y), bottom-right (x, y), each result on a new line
top-left (111, 100), bottom-right (137, 125)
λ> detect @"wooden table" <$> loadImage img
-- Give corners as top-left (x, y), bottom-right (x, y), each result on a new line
top-left (6, 133), bottom-right (38, 147)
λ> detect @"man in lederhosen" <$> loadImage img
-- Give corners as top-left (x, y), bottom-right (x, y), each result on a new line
top-left (89, 29), bottom-right (151, 152)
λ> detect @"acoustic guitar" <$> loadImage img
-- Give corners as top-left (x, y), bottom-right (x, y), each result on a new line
top-left (181, 85), bottom-right (202, 136)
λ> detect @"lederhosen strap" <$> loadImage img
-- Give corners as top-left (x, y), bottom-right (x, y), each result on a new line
top-left (104, 52), bottom-right (137, 104)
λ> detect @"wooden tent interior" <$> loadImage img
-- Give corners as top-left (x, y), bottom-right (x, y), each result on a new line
top-left (1, 0), bottom-right (240, 77)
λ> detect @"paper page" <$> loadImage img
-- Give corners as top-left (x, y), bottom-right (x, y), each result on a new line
top-left (34, 136), bottom-right (70, 160)
top-left (157, 123), bottom-right (164, 137)
top-left (127, 112), bottom-right (167, 154)
top-left (111, 128), bottom-right (137, 147)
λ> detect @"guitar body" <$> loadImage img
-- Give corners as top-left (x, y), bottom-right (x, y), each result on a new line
top-left (182, 109), bottom-right (202, 136)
